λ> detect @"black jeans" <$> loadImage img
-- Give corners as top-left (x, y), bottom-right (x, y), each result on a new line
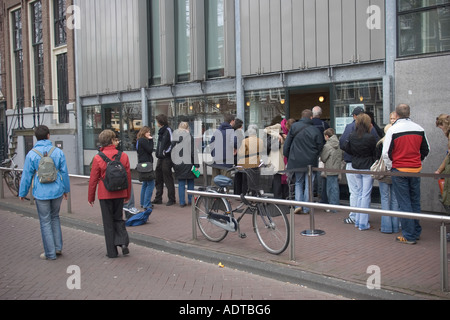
top-left (154, 157), bottom-right (176, 203)
top-left (99, 198), bottom-right (129, 258)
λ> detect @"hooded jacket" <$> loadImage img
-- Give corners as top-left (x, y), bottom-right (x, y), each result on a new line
top-left (19, 140), bottom-right (70, 201)
top-left (320, 135), bottom-right (343, 176)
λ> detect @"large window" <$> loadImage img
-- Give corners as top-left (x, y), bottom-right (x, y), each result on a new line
top-left (245, 89), bottom-right (286, 130)
top-left (175, 0), bottom-right (191, 82)
top-left (31, 1), bottom-right (45, 107)
top-left (150, 0), bottom-right (161, 85)
top-left (206, 0), bottom-right (225, 78)
top-left (54, 0), bottom-right (67, 47)
top-left (83, 103), bottom-right (142, 151)
top-left (333, 80), bottom-right (384, 135)
top-left (12, 9), bottom-right (24, 110)
top-left (398, 0), bottom-right (450, 57)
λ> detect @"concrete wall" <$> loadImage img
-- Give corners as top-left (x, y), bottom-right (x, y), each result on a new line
top-left (395, 54), bottom-right (450, 212)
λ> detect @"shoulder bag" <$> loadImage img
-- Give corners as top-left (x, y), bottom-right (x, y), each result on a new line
top-left (370, 156), bottom-right (391, 184)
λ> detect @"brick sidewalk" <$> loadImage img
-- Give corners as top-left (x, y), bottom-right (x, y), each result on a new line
top-left (1, 176), bottom-right (449, 299)
top-left (0, 209), bottom-right (347, 300)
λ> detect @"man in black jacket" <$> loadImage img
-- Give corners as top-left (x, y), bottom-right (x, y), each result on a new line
top-left (284, 109), bottom-right (324, 214)
top-left (153, 114), bottom-right (176, 206)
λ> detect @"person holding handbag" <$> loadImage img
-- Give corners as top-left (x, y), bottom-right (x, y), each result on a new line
top-left (136, 126), bottom-right (155, 211)
top-left (343, 113), bottom-right (377, 231)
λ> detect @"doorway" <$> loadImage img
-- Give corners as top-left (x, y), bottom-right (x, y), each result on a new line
top-left (288, 86), bottom-right (331, 122)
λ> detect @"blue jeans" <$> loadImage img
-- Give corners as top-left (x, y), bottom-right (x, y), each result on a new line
top-left (35, 196), bottom-right (64, 260)
top-left (326, 175), bottom-right (340, 212)
top-left (353, 169), bottom-right (373, 230)
top-left (295, 171), bottom-right (314, 213)
top-left (392, 169), bottom-right (422, 241)
top-left (140, 180), bottom-right (155, 209)
top-left (178, 179), bottom-right (195, 205)
top-left (379, 181), bottom-right (399, 233)
top-left (345, 163), bottom-right (359, 221)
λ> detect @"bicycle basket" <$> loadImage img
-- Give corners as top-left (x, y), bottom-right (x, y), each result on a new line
top-left (245, 168), bottom-right (261, 192)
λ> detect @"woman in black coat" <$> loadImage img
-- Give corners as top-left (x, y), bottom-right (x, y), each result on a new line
top-left (136, 126), bottom-right (155, 210)
top-left (172, 122), bottom-right (198, 207)
top-left (343, 113), bottom-right (377, 231)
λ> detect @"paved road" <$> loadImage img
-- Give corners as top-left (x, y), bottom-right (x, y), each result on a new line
top-left (0, 208), bottom-right (347, 302)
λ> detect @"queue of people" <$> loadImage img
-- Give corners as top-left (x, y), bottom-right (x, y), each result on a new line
top-left (19, 107), bottom-right (449, 261)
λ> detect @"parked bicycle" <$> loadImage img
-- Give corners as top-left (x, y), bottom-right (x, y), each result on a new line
top-left (1, 153), bottom-right (24, 198)
top-left (194, 163), bottom-right (290, 255)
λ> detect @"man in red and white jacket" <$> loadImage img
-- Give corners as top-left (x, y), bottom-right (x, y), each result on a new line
top-left (382, 104), bottom-right (430, 245)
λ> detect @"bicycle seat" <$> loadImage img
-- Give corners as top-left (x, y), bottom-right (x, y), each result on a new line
top-left (213, 175), bottom-right (233, 188)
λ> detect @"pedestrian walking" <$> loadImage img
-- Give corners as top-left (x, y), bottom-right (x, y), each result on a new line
top-left (19, 125), bottom-right (71, 260)
top-left (172, 122), bottom-right (198, 207)
top-left (382, 104), bottom-right (430, 244)
top-left (136, 126), bottom-right (155, 211)
top-left (88, 130), bottom-right (132, 258)
top-left (320, 128), bottom-right (343, 213)
top-left (342, 114), bottom-right (377, 230)
top-left (284, 109), bottom-right (324, 214)
top-left (339, 106), bottom-right (380, 224)
top-left (153, 114), bottom-right (176, 206)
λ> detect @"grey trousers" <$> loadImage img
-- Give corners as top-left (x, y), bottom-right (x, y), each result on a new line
top-left (99, 198), bottom-right (129, 258)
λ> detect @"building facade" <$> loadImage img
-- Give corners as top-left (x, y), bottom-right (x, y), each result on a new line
top-left (2, 0), bottom-right (449, 212)
top-left (0, 0), bottom-right (77, 172)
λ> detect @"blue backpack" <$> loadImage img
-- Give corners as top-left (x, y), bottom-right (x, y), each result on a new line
top-left (125, 208), bottom-right (152, 227)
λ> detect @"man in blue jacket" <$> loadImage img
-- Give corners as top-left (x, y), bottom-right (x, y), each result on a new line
top-left (284, 109), bottom-right (324, 214)
top-left (19, 125), bottom-right (71, 260)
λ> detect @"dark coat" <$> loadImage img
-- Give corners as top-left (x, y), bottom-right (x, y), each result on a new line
top-left (137, 137), bottom-right (154, 164)
top-left (172, 130), bottom-right (198, 180)
top-left (156, 125), bottom-right (173, 159)
top-left (283, 118), bottom-right (324, 170)
top-left (210, 122), bottom-right (237, 168)
top-left (343, 132), bottom-right (377, 169)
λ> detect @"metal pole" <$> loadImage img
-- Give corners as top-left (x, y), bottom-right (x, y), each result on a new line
top-left (192, 200), bottom-right (197, 241)
top-left (441, 223), bottom-right (448, 292)
top-left (67, 192), bottom-right (72, 214)
top-left (289, 205), bottom-right (295, 261)
top-left (0, 170), bottom-right (4, 199)
top-left (301, 165), bottom-right (325, 237)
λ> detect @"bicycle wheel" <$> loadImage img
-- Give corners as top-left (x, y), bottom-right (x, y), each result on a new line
top-left (195, 195), bottom-right (230, 242)
top-left (3, 171), bottom-right (19, 197)
top-left (253, 203), bottom-right (290, 255)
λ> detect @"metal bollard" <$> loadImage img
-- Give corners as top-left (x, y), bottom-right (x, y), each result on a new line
top-left (301, 165), bottom-right (325, 237)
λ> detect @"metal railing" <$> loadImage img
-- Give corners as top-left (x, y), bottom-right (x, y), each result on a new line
top-left (188, 165), bottom-right (450, 292)
top-left (2, 165), bottom-right (450, 292)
